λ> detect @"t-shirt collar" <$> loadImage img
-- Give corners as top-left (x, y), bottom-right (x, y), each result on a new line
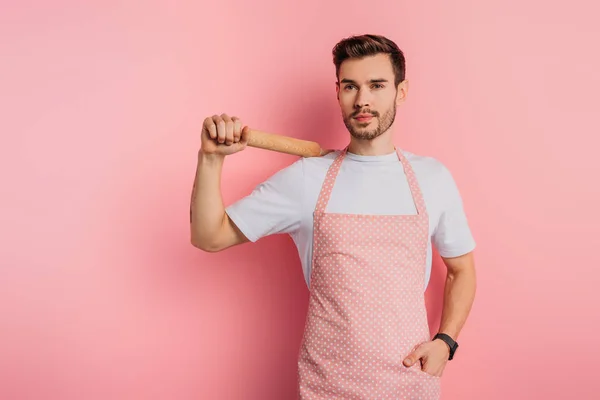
top-left (345, 149), bottom-right (399, 162)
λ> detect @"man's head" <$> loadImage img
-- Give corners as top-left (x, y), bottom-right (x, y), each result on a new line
top-left (332, 34), bottom-right (408, 141)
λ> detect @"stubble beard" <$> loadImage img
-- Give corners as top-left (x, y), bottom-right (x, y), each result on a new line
top-left (343, 102), bottom-right (397, 141)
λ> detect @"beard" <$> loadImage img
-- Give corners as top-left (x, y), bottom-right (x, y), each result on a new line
top-left (343, 102), bottom-right (397, 141)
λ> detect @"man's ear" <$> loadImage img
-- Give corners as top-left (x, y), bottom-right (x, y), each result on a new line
top-left (335, 81), bottom-right (340, 100)
top-left (396, 79), bottom-right (409, 105)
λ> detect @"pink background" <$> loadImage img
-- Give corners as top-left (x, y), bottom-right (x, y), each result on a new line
top-left (1, 1), bottom-right (599, 399)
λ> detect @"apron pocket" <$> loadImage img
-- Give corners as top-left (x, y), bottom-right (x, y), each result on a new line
top-left (412, 364), bottom-right (441, 380)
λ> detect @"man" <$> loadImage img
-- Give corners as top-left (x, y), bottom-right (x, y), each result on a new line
top-left (191, 34), bottom-right (476, 399)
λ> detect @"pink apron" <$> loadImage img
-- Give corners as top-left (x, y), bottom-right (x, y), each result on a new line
top-left (297, 147), bottom-right (441, 399)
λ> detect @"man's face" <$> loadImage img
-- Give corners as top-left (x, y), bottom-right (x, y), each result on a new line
top-left (336, 53), bottom-right (406, 141)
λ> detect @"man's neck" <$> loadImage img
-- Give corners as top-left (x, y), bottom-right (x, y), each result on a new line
top-left (347, 132), bottom-right (396, 156)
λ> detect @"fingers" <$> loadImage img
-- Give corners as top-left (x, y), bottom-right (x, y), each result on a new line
top-left (403, 342), bottom-right (447, 377)
top-left (205, 114), bottom-right (243, 146)
top-left (203, 117), bottom-right (217, 139)
top-left (232, 116), bottom-right (242, 143)
top-left (239, 125), bottom-right (250, 146)
top-left (403, 352), bottom-right (417, 367)
top-left (220, 114), bottom-right (234, 145)
top-left (403, 344), bottom-right (426, 367)
top-left (212, 114), bottom-right (226, 144)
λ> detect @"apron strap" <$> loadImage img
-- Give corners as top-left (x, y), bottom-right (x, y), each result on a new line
top-left (396, 148), bottom-right (428, 216)
top-left (314, 147), bottom-right (348, 214)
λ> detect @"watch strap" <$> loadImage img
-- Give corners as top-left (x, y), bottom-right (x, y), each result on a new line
top-left (433, 333), bottom-right (458, 360)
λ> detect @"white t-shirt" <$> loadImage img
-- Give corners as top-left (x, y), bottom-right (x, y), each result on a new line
top-left (226, 149), bottom-right (476, 290)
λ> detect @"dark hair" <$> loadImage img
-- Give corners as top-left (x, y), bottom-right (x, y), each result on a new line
top-left (332, 34), bottom-right (406, 86)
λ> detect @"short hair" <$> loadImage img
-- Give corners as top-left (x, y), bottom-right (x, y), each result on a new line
top-left (332, 34), bottom-right (406, 86)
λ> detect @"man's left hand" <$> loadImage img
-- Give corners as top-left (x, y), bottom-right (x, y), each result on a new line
top-left (402, 339), bottom-right (450, 377)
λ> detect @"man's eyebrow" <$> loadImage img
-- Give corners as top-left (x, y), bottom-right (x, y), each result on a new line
top-left (340, 78), bottom-right (389, 84)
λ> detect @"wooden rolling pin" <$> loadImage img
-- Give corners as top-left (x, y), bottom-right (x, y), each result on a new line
top-left (246, 128), bottom-right (329, 157)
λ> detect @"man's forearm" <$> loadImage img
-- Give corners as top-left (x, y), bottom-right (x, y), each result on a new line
top-left (437, 255), bottom-right (477, 339)
top-left (190, 151), bottom-right (227, 248)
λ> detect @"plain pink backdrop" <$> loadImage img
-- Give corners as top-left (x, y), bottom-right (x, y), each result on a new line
top-left (1, 1), bottom-right (599, 399)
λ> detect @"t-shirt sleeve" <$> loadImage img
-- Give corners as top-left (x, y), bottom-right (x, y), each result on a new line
top-left (431, 163), bottom-right (476, 258)
top-left (225, 159), bottom-right (304, 243)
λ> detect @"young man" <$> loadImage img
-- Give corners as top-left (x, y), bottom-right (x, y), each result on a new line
top-left (191, 34), bottom-right (476, 399)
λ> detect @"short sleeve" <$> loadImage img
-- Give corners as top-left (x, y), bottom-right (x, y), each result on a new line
top-left (431, 164), bottom-right (476, 258)
top-left (225, 159), bottom-right (304, 242)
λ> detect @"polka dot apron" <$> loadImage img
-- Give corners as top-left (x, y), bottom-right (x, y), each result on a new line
top-left (297, 147), bottom-right (441, 399)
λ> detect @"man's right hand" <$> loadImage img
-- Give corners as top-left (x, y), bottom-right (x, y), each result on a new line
top-left (201, 114), bottom-right (249, 156)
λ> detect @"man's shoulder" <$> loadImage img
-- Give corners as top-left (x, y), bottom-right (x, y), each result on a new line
top-left (401, 149), bottom-right (470, 210)
top-left (293, 150), bottom-right (339, 172)
top-left (260, 150), bottom-right (338, 183)
top-left (402, 149), bottom-right (451, 179)
top-left (303, 150), bottom-right (340, 164)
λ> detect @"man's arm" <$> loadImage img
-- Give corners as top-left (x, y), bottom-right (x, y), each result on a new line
top-left (190, 151), bottom-right (249, 252)
top-left (429, 162), bottom-right (477, 342)
top-left (438, 251), bottom-right (477, 340)
top-left (190, 114), bottom-right (250, 252)
top-left (403, 251), bottom-right (476, 375)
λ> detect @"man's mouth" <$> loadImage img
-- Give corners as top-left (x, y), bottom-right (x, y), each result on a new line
top-left (354, 114), bottom-right (374, 123)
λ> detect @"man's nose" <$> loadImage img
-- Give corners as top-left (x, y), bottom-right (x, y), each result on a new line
top-left (354, 90), bottom-right (371, 109)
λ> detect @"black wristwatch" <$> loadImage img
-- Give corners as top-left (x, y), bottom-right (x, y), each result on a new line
top-left (433, 333), bottom-right (458, 360)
